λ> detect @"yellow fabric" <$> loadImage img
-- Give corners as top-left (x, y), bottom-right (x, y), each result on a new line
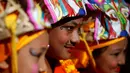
top-left (90, 37), bottom-right (126, 51)
top-left (80, 32), bottom-right (96, 70)
top-left (16, 30), bottom-right (46, 51)
top-left (83, 21), bottom-right (94, 32)
top-left (72, 50), bottom-right (89, 68)
top-left (79, 51), bottom-right (88, 68)
top-left (59, 59), bottom-right (80, 73)
top-left (11, 32), bottom-right (18, 73)
top-left (5, 12), bottom-right (18, 73)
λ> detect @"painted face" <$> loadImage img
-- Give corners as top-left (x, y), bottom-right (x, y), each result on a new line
top-left (95, 38), bottom-right (128, 73)
top-left (18, 31), bottom-right (49, 73)
top-left (103, 1), bottom-right (129, 38)
top-left (48, 18), bottom-right (83, 60)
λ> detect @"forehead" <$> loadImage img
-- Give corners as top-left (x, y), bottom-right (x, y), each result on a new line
top-left (107, 38), bottom-right (128, 51)
top-left (30, 32), bottom-right (49, 45)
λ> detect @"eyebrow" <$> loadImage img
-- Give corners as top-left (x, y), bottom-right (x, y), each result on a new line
top-left (65, 21), bottom-right (80, 27)
top-left (71, 21), bottom-right (79, 26)
top-left (112, 47), bottom-right (125, 53)
top-left (71, 21), bottom-right (85, 28)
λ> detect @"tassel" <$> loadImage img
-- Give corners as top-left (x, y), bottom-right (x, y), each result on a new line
top-left (80, 32), bottom-right (96, 71)
top-left (11, 33), bottom-right (18, 73)
top-left (5, 12), bottom-right (18, 73)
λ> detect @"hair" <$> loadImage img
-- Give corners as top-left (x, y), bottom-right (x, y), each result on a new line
top-left (51, 16), bottom-right (84, 28)
top-left (92, 46), bottom-right (108, 59)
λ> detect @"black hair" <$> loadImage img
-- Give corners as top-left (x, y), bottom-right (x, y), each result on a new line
top-left (92, 46), bottom-right (108, 59)
top-left (51, 16), bottom-right (84, 28)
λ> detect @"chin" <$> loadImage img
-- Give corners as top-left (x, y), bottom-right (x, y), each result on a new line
top-left (61, 54), bottom-right (71, 60)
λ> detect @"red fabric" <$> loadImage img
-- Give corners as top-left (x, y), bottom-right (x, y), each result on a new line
top-left (54, 66), bottom-right (65, 73)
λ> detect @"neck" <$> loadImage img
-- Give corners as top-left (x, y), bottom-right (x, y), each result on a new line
top-left (46, 55), bottom-right (60, 71)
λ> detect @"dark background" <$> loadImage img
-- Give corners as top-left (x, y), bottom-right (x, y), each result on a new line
top-left (120, 0), bottom-right (130, 73)
top-left (120, 37), bottom-right (130, 73)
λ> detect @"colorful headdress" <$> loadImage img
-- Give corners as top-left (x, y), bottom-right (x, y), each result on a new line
top-left (87, 0), bottom-right (130, 40)
top-left (42, 0), bottom-right (87, 25)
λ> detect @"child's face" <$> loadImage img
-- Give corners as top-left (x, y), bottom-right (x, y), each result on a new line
top-left (48, 18), bottom-right (83, 60)
top-left (95, 38), bottom-right (128, 73)
top-left (18, 31), bottom-right (49, 73)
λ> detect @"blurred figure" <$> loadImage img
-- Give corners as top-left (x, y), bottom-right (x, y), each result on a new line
top-left (0, 0), bottom-right (51, 73)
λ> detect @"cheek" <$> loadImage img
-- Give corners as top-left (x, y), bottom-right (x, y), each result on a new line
top-left (39, 34), bottom-right (49, 46)
top-left (103, 56), bottom-right (118, 68)
top-left (57, 32), bottom-right (70, 44)
top-left (60, 36), bottom-right (69, 44)
top-left (109, 60), bottom-right (117, 67)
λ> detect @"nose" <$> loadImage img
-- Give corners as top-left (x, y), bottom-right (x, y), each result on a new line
top-left (38, 53), bottom-right (48, 73)
top-left (118, 53), bottom-right (126, 65)
top-left (70, 30), bottom-right (80, 44)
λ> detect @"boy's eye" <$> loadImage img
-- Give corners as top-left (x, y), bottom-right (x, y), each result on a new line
top-left (60, 26), bottom-right (75, 31)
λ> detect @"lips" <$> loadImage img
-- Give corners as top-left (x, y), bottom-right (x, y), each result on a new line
top-left (64, 45), bottom-right (74, 53)
top-left (115, 67), bottom-right (120, 73)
